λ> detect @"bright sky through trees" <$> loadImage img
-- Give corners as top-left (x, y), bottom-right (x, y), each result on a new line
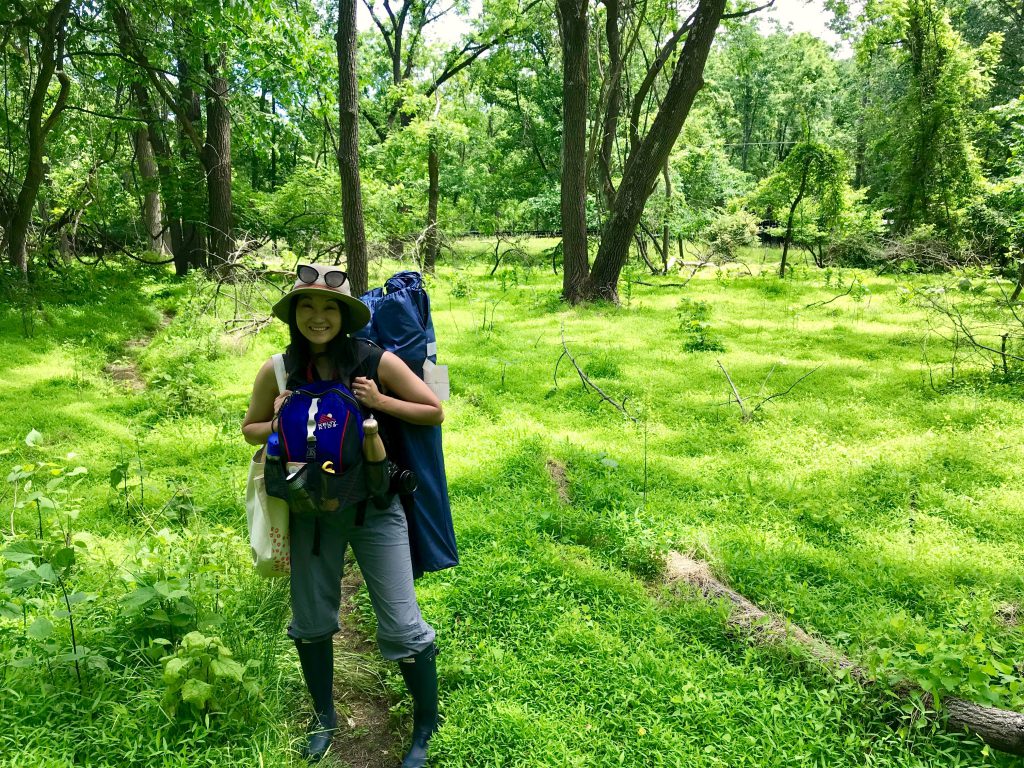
top-left (356, 0), bottom-right (849, 54)
top-left (762, 0), bottom-right (849, 55)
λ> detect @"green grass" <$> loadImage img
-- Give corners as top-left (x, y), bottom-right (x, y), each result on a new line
top-left (1, 248), bottom-right (1022, 766)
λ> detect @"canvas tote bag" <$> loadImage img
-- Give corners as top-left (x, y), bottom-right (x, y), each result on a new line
top-left (245, 354), bottom-right (290, 577)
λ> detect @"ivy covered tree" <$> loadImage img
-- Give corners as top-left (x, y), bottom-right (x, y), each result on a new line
top-left (854, 0), bottom-right (1001, 239)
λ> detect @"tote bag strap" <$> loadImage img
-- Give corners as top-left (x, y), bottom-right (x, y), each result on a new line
top-left (272, 353), bottom-right (287, 394)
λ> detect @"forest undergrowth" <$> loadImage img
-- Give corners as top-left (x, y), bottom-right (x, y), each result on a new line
top-left (1, 244), bottom-right (1022, 767)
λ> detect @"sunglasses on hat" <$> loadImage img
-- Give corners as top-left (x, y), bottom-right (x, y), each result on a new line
top-left (297, 264), bottom-right (348, 289)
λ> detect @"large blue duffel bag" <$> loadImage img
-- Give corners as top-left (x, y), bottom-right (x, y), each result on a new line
top-left (357, 272), bottom-right (458, 578)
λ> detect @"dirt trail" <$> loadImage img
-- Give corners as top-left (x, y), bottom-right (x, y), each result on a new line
top-left (325, 565), bottom-right (402, 768)
top-left (102, 311), bottom-right (173, 390)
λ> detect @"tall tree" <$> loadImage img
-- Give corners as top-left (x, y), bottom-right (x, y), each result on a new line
top-left (557, 0), bottom-right (590, 303)
top-left (111, 0), bottom-right (240, 272)
top-left (1, 0), bottom-right (73, 273)
top-left (337, 0), bottom-right (369, 295)
top-left (583, 0), bottom-right (730, 302)
top-left (203, 46), bottom-right (234, 271)
top-left (852, 0), bottom-right (1000, 238)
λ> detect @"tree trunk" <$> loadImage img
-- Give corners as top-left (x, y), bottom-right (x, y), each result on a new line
top-left (557, 0), bottom-right (590, 304)
top-left (111, 9), bottom-right (181, 265)
top-left (585, 0), bottom-right (726, 302)
top-left (336, 0), bottom-right (369, 296)
top-left (423, 136), bottom-right (440, 273)
top-left (3, 0), bottom-right (72, 273)
top-left (780, 163), bottom-right (810, 278)
top-left (176, 55), bottom-right (207, 273)
top-left (662, 158), bottom-right (671, 273)
top-left (1011, 263), bottom-right (1024, 302)
top-left (270, 93), bottom-right (278, 190)
top-left (203, 48), bottom-right (234, 272)
top-left (133, 123), bottom-right (168, 254)
top-left (597, 0), bottom-right (622, 210)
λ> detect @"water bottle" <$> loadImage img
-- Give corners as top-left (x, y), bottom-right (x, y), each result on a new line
top-left (266, 431), bottom-right (281, 464)
top-left (362, 417), bottom-right (387, 462)
top-left (363, 416), bottom-right (390, 503)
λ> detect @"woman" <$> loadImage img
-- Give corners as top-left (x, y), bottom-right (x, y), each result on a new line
top-left (242, 264), bottom-right (443, 765)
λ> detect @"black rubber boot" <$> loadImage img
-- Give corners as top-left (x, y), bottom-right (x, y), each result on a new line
top-left (398, 643), bottom-right (439, 768)
top-left (294, 638), bottom-right (337, 762)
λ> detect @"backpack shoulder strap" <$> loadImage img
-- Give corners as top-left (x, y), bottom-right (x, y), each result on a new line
top-left (271, 353), bottom-right (287, 394)
top-left (349, 339), bottom-right (384, 386)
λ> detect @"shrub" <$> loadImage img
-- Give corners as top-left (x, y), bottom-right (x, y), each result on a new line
top-left (160, 631), bottom-right (259, 717)
top-left (706, 209), bottom-right (759, 260)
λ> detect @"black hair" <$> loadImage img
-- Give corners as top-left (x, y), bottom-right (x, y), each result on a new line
top-left (284, 296), bottom-right (359, 387)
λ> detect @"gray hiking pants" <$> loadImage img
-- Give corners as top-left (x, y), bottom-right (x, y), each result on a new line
top-left (287, 496), bottom-right (436, 660)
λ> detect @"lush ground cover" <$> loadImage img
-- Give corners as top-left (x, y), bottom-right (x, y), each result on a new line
top-left (1, 245), bottom-right (1022, 766)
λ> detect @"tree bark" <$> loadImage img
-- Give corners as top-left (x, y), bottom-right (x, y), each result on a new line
top-left (3, 0), bottom-right (72, 273)
top-left (557, 0), bottom-right (590, 304)
top-left (597, 0), bottom-right (623, 210)
top-left (176, 56), bottom-right (207, 273)
top-left (423, 135), bottom-right (440, 273)
top-left (336, 0), bottom-right (369, 296)
top-left (1010, 263), bottom-right (1024, 302)
top-left (133, 122), bottom-right (168, 255)
top-left (662, 158), bottom-right (671, 273)
top-left (585, 0), bottom-right (726, 302)
top-left (203, 47), bottom-right (234, 272)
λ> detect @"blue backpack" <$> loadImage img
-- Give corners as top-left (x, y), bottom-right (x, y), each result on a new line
top-left (266, 376), bottom-right (370, 517)
top-left (357, 272), bottom-right (458, 578)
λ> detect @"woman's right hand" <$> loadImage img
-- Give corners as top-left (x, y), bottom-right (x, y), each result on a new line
top-left (273, 389), bottom-right (292, 416)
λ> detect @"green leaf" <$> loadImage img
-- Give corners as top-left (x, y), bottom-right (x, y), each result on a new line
top-left (35, 563), bottom-right (56, 584)
top-left (180, 678), bottom-right (214, 710)
top-left (210, 657), bottom-right (245, 682)
top-left (2, 546), bottom-right (38, 563)
top-left (28, 616), bottom-right (53, 639)
top-left (122, 586), bottom-right (158, 611)
top-left (163, 656), bottom-right (189, 683)
top-left (50, 547), bottom-right (75, 570)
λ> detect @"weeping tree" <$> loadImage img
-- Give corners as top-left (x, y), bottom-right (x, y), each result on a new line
top-left (748, 141), bottom-right (846, 277)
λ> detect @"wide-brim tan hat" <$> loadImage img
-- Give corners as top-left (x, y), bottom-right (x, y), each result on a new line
top-left (272, 263), bottom-right (371, 332)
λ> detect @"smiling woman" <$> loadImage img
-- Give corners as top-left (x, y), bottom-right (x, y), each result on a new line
top-left (240, 264), bottom-right (443, 765)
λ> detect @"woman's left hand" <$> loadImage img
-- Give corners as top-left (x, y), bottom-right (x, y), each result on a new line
top-left (352, 376), bottom-right (384, 409)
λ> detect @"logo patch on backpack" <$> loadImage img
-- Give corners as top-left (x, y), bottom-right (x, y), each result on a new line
top-left (317, 413), bottom-right (337, 431)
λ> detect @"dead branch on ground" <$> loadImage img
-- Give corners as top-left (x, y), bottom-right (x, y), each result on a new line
top-left (716, 360), bottom-right (822, 421)
top-left (665, 552), bottom-right (1024, 756)
top-left (555, 325), bottom-right (639, 424)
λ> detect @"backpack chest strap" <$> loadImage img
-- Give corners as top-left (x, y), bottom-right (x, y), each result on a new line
top-left (306, 397), bottom-right (319, 460)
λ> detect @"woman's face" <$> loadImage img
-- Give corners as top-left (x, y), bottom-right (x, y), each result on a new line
top-left (295, 295), bottom-right (343, 350)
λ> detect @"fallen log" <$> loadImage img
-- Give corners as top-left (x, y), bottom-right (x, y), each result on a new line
top-left (664, 551), bottom-right (1024, 755)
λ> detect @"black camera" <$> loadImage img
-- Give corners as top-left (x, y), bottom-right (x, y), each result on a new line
top-left (388, 463), bottom-right (418, 495)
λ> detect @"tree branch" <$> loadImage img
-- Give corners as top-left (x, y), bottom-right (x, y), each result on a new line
top-left (721, 0), bottom-right (776, 19)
